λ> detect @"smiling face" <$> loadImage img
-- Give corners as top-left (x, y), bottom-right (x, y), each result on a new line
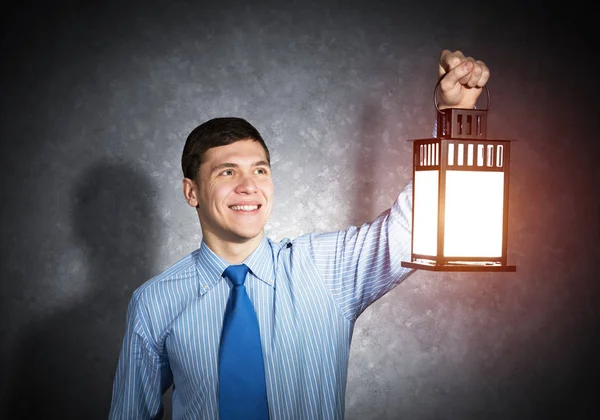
top-left (183, 139), bottom-right (274, 254)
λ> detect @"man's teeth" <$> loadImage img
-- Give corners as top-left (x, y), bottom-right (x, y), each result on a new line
top-left (230, 205), bottom-right (259, 211)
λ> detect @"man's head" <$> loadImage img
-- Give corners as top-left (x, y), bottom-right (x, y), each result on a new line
top-left (181, 117), bottom-right (270, 182)
top-left (181, 117), bottom-right (273, 258)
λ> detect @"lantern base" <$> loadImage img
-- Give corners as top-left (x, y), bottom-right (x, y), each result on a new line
top-left (401, 260), bottom-right (516, 272)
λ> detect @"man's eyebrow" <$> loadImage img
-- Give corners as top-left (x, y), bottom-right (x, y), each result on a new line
top-left (210, 161), bottom-right (270, 174)
top-left (210, 163), bottom-right (238, 174)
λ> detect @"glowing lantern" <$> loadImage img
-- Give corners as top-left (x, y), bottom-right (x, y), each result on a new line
top-left (401, 87), bottom-right (516, 271)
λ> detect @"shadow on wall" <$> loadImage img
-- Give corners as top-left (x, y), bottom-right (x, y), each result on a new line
top-left (7, 160), bottom-right (164, 419)
top-left (351, 102), bottom-right (382, 226)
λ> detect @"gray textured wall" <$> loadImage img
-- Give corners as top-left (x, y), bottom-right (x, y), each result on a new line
top-left (1, 1), bottom-right (598, 419)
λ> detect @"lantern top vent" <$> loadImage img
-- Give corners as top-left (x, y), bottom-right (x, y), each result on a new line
top-left (435, 82), bottom-right (491, 140)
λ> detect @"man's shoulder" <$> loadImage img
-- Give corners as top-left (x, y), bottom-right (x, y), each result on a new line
top-left (132, 250), bottom-right (199, 302)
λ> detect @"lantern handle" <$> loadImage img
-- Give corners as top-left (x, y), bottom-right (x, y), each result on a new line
top-left (433, 75), bottom-right (490, 113)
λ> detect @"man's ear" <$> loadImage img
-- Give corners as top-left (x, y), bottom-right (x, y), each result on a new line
top-left (182, 178), bottom-right (199, 208)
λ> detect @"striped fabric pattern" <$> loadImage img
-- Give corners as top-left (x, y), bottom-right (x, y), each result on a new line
top-left (109, 181), bottom-right (414, 420)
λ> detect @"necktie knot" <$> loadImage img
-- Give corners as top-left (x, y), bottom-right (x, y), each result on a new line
top-left (223, 264), bottom-right (249, 287)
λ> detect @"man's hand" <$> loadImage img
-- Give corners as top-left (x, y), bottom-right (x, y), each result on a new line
top-left (438, 49), bottom-right (490, 110)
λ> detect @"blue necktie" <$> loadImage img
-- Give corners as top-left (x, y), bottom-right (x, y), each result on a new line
top-left (219, 264), bottom-right (269, 420)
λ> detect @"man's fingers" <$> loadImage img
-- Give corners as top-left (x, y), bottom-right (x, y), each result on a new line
top-left (442, 59), bottom-right (491, 90)
top-left (463, 60), bottom-right (490, 88)
top-left (475, 60), bottom-right (490, 87)
top-left (437, 49), bottom-right (490, 108)
top-left (440, 60), bottom-right (474, 90)
top-left (438, 49), bottom-right (465, 76)
top-left (465, 61), bottom-right (482, 87)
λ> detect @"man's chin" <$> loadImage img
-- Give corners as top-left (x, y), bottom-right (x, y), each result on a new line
top-left (228, 229), bottom-right (264, 244)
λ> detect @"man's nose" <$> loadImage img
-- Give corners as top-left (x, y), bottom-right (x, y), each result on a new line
top-left (235, 173), bottom-right (258, 194)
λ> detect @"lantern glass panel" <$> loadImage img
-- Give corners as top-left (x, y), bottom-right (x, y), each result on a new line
top-left (444, 170), bottom-right (504, 257)
top-left (413, 170), bottom-right (438, 256)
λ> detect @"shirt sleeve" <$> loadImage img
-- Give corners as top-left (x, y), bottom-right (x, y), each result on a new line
top-left (307, 181), bottom-right (415, 322)
top-left (109, 292), bottom-right (172, 419)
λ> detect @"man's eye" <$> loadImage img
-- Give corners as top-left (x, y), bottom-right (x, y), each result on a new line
top-left (255, 168), bottom-right (269, 175)
top-left (221, 169), bottom-right (234, 176)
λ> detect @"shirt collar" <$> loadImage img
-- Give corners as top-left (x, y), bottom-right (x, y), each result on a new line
top-left (243, 235), bottom-right (276, 288)
top-left (193, 242), bottom-right (229, 296)
top-left (193, 235), bottom-right (275, 296)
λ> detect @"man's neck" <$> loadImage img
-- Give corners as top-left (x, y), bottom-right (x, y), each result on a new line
top-left (202, 231), bottom-right (264, 265)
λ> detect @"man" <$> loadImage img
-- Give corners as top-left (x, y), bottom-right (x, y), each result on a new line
top-left (109, 50), bottom-right (489, 419)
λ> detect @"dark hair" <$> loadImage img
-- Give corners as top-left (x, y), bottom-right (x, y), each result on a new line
top-left (181, 117), bottom-right (270, 180)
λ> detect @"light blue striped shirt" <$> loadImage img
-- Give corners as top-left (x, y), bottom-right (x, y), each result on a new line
top-left (109, 181), bottom-right (414, 419)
